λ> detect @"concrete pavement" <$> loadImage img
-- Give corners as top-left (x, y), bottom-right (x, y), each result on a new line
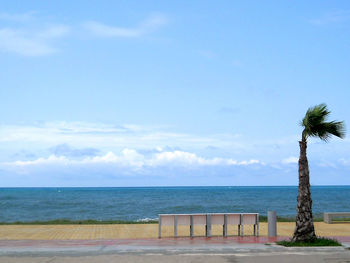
top-left (1, 238), bottom-right (350, 263)
top-left (0, 237), bottom-right (349, 256)
top-left (2, 223), bottom-right (350, 262)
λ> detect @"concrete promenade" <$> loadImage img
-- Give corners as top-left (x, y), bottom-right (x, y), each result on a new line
top-left (2, 223), bottom-right (350, 262)
top-left (1, 237), bottom-right (350, 262)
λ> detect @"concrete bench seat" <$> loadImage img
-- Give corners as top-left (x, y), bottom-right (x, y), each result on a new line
top-left (158, 213), bottom-right (259, 238)
top-left (324, 212), bottom-right (350, 224)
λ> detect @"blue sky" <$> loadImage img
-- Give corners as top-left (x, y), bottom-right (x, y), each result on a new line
top-left (0, 0), bottom-right (349, 186)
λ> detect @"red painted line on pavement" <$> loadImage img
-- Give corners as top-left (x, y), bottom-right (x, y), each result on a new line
top-left (0, 236), bottom-right (287, 247)
top-left (0, 236), bottom-right (349, 248)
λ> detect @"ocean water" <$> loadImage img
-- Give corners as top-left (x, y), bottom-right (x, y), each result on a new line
top-left (0, 186), bottom-right (350, 222)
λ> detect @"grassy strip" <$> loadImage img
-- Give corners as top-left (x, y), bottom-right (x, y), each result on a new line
top-left (332, 218), bottom-right (350, 222)
top-left (258, 216), bottom-right (323, 222)
top-left (276, 237), bottom-right (342, 247)
top-left (0, 219), bottom-right (158, 225)
top-left (0, 216), bottom-right (328, 225)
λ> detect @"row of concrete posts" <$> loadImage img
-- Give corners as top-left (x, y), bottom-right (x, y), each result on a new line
top-left (158, 211), bottom-right (278, 238)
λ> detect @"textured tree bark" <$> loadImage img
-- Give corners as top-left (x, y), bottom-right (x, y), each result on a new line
top-left (292, 138), bottom-right (316, 242)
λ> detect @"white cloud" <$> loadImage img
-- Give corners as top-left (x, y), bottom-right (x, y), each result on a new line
top-left (318, 160), bottom-right (337, 168)
top-left (0, 122), bottom-right (233, 150)
top-left (84, 21), bottom-right (140, 37)
top-left (49, 144), bottom-right (99, 157)
top-left (37, 25), bottom-right (70, 38)
top-left (86, 149), bottom-right (145, 167)
top-left (11, 155), bottom-right (69, 166)
top-left (84, 14), bottom-right (167, 38)
top-left (0, 12), bottom-right (167, 56)
top-left (4, 149), bottom-right (262, 169)
top-left (149, 150), bottom-right (261, 166)
top-left (0, 28), bottom-right (55, 56)
top-left (339, 158), bottom-right (350, 165)
top-left (0, 25), bottom-right (70, 56)
top-left (282, 156), bottom-right (298, 164)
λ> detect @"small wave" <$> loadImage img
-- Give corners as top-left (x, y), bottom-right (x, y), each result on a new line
top-left (0, 196), bottom-right (17, 201)
top-left (136, 217), bottom-right (158, 222)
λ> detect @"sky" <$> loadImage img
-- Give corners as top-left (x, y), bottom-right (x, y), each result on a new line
top-left (0, 0), bottom-right (349, 186)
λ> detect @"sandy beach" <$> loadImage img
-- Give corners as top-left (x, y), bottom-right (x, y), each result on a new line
top-left (0, 222), bottom-right (349, 240)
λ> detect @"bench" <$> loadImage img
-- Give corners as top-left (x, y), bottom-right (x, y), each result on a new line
top-left (158, 213), bottom-right (259, 238)
top-left (324, 212), bottom-right (350, 224)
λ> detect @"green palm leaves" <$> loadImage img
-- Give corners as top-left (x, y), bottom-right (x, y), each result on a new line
top-left (301, 103), bottom-right (345, 141)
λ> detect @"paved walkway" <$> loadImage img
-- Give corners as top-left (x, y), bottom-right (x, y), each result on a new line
top-left (0, 236), bottom-right (348, 253)
top-left (1, 222), bottom-right (350, 262)
top-left (0, 222), bottom-right (350, 240)
top-left (1, 237), bottom-right (350, 262)
top-left (2, 253), bottom-right (350, 263)
top-left (1, 226), bottom-right (350, 262)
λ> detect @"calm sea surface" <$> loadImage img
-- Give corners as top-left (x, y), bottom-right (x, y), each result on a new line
top-left (1, 186), bottom-right (349, 222)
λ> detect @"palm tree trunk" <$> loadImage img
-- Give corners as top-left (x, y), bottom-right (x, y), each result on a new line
top-left (292, 137), bottom-right (316, 242)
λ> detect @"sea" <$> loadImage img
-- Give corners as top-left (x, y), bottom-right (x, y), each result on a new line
top-left (1, 186), bottom-right (349, 222)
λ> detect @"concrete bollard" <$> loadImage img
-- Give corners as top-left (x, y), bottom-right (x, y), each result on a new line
top-left (268, 211), bottom-right (277, 237)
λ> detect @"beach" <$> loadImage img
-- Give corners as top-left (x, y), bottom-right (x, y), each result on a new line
top-left (1, 222), bottom-right (350, 240)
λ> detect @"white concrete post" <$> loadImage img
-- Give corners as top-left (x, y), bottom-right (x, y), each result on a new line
top-left (324, 213), bottom-right (331, 224)
top-left (190, 215), bottom-right (194, 237)
top-left (268, 211), bottom-right (277, 237)
top-left (158, 215), bottom-right (162, 238)
top-left (223, 214), bottom-right (228, 237)
top-left (174, 215), bottom-right (178, 237)
top-left (206, 214), bottom-right (212, 237)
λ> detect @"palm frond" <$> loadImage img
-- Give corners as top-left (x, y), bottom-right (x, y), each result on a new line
top-left (301, 104), bottom-right (346, 141)
top-left (314, 121), bottom-right (346, 141)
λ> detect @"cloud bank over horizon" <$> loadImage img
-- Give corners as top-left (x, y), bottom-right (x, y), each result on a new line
top-left (5, 148), bottom-right (262, 168)
top-left (0, 121), bottom-right (349, 187)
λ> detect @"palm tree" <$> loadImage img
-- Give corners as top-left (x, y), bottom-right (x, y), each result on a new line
top-left (292, 103), bottom-right (345, 242)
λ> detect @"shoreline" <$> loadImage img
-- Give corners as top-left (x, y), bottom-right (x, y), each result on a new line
top-left (2, 216), bottom-right (349, 225)
top-left (0, 219), bottom-right (159, 225)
